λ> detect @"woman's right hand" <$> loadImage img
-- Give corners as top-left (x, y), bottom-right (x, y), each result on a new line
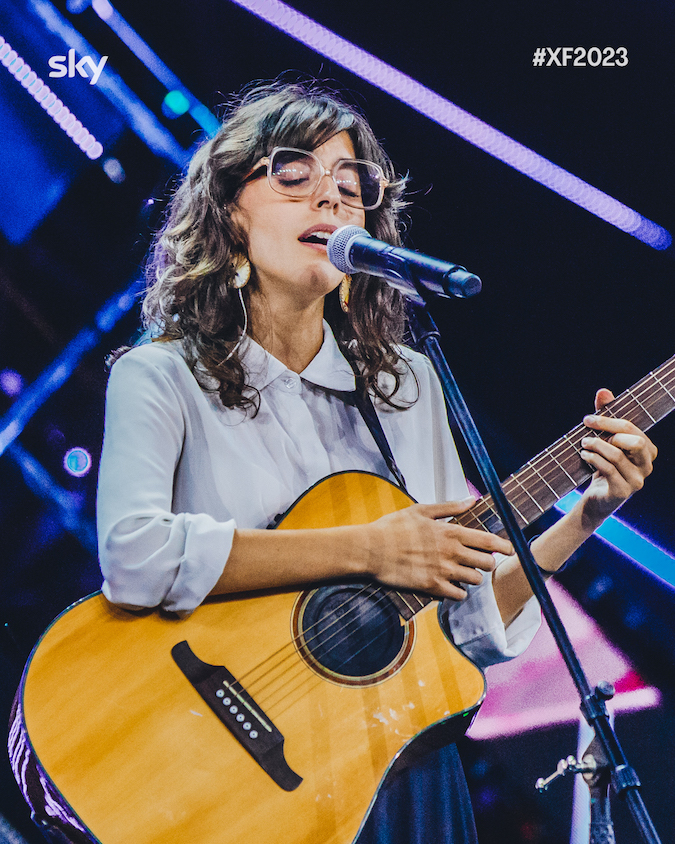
top-left (362, 497), bottom-right (513, 600)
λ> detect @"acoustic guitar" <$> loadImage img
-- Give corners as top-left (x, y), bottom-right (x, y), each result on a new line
top-left (17, 354), bottom-right (675, 844)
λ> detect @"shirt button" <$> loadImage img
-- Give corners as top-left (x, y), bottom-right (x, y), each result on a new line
top-left (283, 377), bottom-right (296, 389)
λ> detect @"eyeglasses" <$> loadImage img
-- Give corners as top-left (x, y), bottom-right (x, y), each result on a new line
top-left (244, 147), bottom-right (389, 211)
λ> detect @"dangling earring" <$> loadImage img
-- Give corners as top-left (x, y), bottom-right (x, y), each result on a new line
top-left (230, 256), bottom-right (251, 289)
top-left (339, 274), bottom-right (352, 313)
top-left (223, 288), bottom-right (248, 363)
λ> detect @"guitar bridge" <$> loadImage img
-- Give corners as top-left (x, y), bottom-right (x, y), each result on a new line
top-left (171, 640), bottom-right (302, 791)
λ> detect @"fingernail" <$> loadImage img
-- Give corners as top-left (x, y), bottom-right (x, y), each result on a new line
top-left (581, 436), bottom-right (593, 446)
top-left (583, 415), bottom-right (598, 424)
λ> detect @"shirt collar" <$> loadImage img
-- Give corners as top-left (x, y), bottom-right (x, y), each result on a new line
top-left (240, 320), bottom-right (356, 392)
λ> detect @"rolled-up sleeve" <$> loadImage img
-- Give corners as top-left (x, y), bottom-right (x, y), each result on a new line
top-left (97, 349), bottom-right (234, 614)
top-left (440, 555), bottom-right (541, 669)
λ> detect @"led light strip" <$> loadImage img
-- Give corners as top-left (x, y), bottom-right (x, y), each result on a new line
top-left (0, 279), bottom-right (143, 458)
top-left (557, 490), bottom-right (675, 588)
top-left (7, 440), bottom-right (97, 554)
top-left (89, 0), bottom-right (219, 135)
top-left (0, 33), bottom-right (103, 159)
top-left (228, 0), bottom-right (671, 251)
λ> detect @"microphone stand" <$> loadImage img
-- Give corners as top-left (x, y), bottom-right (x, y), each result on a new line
top-left (405, 282), bottom-right (661, 844)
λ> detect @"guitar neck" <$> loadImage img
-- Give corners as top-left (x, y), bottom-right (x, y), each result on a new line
top-left (385, 354), bottom-right (675, 618)
top-left (457, 354), bottom-right (675, 537)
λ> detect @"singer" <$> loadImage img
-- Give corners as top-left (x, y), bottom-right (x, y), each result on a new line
top-left (19, 80), bottom-right (654, 844)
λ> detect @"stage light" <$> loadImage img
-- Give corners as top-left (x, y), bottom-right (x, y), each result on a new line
top-left (0, 33), bottom-right (103, 160)
top-left (162, 89), bottom-right (190, 118)
top-left (66, 0), bottom-right (92, 12)
top-left (88, 0), bottom-right (219, 136)
top-left (228, 0), bottom-right (671, 250)
top-left (557, 490), bottom-right (675, 589)
top-left (8, 441), bottom-right (97, 553)
top-left (0, 370), bottom-right (24, 397)
top-left (64, 447), bottom-right (93, 477)
top-left (102, 156), bottom-right (125, 183)
top-left (0, 278), bottom-right (144, 459)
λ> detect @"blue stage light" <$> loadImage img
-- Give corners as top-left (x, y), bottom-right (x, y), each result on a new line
top-left (557, 491), bottom-right (675, 589)
top-left (162, 89), bottom-right (190, 118)
top-left (64, 446), bottom-right (93, 477)
top-left (89, 0), bottom-right (219, 136)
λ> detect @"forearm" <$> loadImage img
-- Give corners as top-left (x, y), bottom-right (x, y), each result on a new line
top-left (210, 524), bottom-right (371, 595)
top-left (492, 498), bottom-right (602, 625)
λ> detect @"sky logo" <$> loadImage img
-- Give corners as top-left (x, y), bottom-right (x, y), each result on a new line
top-left (48, 48), bottom-right (108, 85)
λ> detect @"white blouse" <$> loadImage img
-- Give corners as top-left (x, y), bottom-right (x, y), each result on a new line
top-left (97, 321), bottom-right (540, 668)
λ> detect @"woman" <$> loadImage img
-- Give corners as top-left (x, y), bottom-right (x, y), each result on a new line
top-left (14, 80), bottom-right (656, 844)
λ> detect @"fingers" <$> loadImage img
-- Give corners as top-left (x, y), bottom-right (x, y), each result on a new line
top-left (583, 412), bottom-right (658, 463)
top-left (415, 496), bottom-right (477, 519)
top-left (580, 392), bottom-right (657, 507)
top-left (594, 388), bottom-right (615, 412)
top-left (413, 500), bottom-right (513, 558)
top-left (580, 434), bottom-right (653, 492)
top-left (369, 498), bottom-right (514, 600)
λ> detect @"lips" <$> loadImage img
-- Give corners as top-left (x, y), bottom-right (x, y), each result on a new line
top-left (298, 224), bottom-right (337, 245)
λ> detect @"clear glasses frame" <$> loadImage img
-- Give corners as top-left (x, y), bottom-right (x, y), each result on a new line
top-left (244, 147), bottom-right (389, 211)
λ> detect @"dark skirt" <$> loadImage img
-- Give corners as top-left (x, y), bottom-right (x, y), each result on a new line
top-left (10, 691), bottom-right (477, 844)
top-left (358, 743), bottom-right (478, 844)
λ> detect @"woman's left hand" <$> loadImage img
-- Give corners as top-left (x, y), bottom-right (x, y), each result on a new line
top-left (579, 388), bottom-right (658, 528)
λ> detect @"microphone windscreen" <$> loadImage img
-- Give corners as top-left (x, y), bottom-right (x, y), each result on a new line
top-left (327, 226), bottom-right (370, 274)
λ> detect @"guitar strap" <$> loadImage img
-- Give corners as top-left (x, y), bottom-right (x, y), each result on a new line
top-left (344, 355), bottom-right (408, 493)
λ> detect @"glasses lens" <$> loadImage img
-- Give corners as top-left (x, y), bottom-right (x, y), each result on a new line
top-left (335, 161), bottom-right (383, 209)
top-left (269, 149), bottom-right (318, 196)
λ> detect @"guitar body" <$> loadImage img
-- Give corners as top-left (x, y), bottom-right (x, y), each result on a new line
top-left (19, 472), bottom-right (486, 844)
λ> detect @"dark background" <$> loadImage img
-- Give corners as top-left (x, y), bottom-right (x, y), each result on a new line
top-left (1, 1), bottom-right (674, 841)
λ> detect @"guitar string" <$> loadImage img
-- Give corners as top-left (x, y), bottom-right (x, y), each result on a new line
top-left (252, 586), bottom-right (430, 713)
top-left (485, 366), bottom-right (675, 523)
top-left (228, 364), bottom-right (675, 709)
top-left (238, 583), bottom-right (417, 701)
top-left (501, 368), bottom-right (670, 509)
top-left (233, 581), bottom-right (393, 686)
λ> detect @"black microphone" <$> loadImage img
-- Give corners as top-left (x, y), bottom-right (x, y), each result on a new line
top-left (327, 225), bottom-right (481, 301)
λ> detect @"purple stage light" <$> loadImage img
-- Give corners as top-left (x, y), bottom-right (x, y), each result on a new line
top-left (0, 369), bottom-right (23, 397)
top-left (0, 34), bottom-right (103, 159)
top-left (229, 0), bottom-right (671, 251)
top-left (64, 446), bottom-right (92, 477)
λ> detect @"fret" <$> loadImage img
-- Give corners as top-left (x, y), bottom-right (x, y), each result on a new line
top-left (525, 460), bottom-right (558, 497)
top-left (388, 589), bottom-right (432, 621)
top-left (651, 371), bottom-right (675, 403)
top-left (548, 439), bottom-right (578, 485)
top-left (501, 483), bottom-right (529, 522)
top-left (511, 475), bottom-right (546, 522)
top-left (625, 386), bottom-right (656, 423)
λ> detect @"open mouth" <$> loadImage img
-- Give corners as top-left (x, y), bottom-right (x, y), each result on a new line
top-left (298, 225), bottom-right (337, 246)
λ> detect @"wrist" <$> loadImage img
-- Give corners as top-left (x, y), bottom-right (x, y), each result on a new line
top-left (340, 522), bottom-right (376, 578)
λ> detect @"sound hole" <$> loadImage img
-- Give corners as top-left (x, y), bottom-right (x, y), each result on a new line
top-left (297, 583), bottom-right (408, 681)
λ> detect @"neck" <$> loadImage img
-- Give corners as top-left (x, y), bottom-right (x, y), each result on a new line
top-left (248, 293), bottom-right (325, 373)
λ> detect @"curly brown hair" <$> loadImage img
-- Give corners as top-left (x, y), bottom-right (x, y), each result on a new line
top-left (141, 79), bottom-right (413, 411)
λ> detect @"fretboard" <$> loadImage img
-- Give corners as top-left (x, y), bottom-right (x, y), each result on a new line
top-left (390, 353), bottom-right (675, 617)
